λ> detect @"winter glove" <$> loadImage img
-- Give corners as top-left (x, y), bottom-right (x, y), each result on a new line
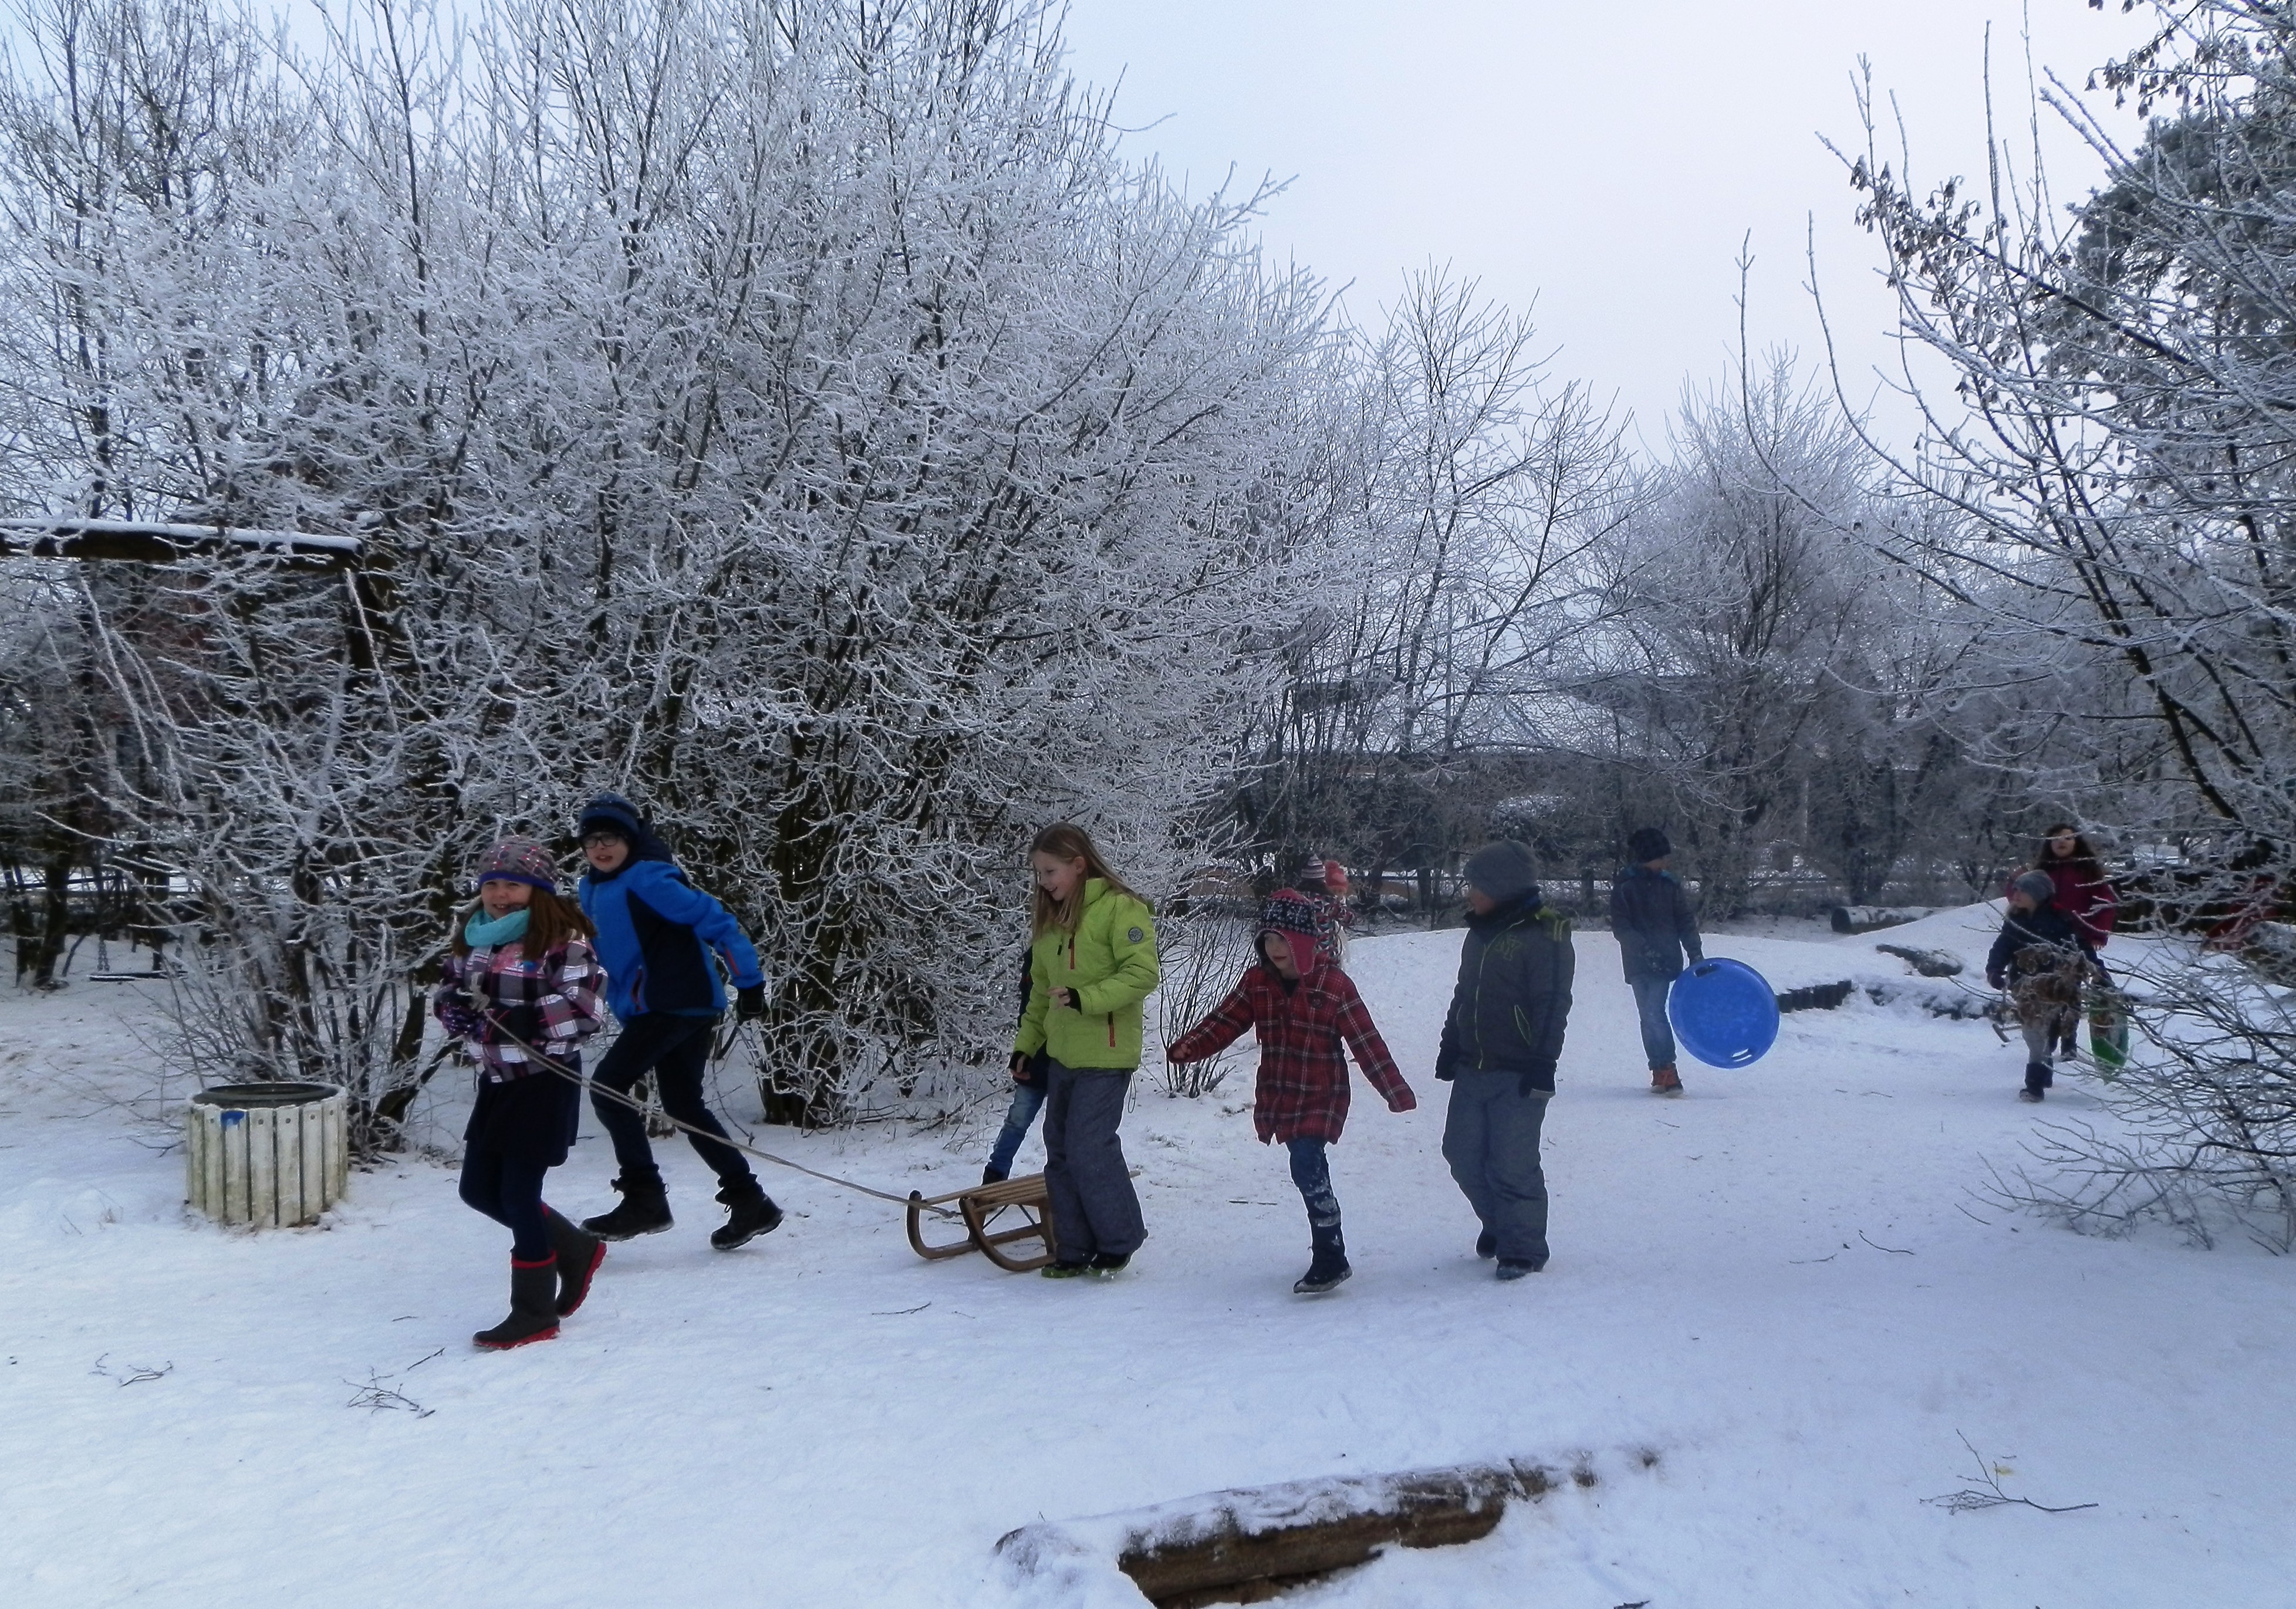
top-left (1516, 1064), bottom-right (1555, 1098)
top-left (1386, 1086), bottom-right (1417, 1114)
top-left (1986, 971), bottom-right (2005, 991)
top-left (1433, 1059), bottom-right (1455, 1083)
top-left (437, 999), bottom-right (484, 1040)
top-left (1052, 986), bottom-right (1078, 1010)
top-left (735, 983), bottom-right (766, 1022)
top-left (1009, 1052), bottom-right (1032, 1081)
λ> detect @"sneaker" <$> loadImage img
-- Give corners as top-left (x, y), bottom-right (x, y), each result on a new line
top-left (1475, 1229), bottom-right (1497, 1259)
top-left (1089, 1252), bottom-right (1131, 1277)
top-left (2018, 1087), bottom-right (2044, 1103)
top-left (1494, 1258), bottom-right (1544, 1281)
top-left (1650, 1064), bottom-right (1683, 1096)
top-left (1041, 1260), bottom-right (1092, 1279)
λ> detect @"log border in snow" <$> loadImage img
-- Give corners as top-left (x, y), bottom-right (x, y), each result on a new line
top-left (997, 1459), bottom-right (1567, 1607)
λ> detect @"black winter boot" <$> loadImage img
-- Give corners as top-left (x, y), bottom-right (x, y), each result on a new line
top-left (582, 1173), bottom-right (673, 1241)
top-left (474, 1256), bottom-right (561, 1350)
top-left (710, 1178), bottom-right (784, 1251)
top-left (2022, 1062), bottom-right (2051, 1102)
top-left (1294, 1225), bottom-right (1351, 1294)
top-left (981, 1164), bottom-right (1009, 1187)
top-left (542, 1207), bottom-right (606, 1316)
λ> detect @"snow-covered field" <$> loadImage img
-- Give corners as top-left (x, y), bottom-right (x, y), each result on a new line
top-left (5, 912), bottom-right (2292, 1607)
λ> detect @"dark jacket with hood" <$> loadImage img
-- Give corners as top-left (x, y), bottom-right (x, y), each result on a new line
top-left (1609, 864), bottom-right (1703, 982)
top-left (1985, 899), bottom-right (2095, 989)
top-left (1436, 891), bottom-right (1576, 1093)
top-left (575, 799), bottom-right (764, 1020)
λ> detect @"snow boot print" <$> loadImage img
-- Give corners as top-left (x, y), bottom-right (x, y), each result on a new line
top-left (475, 1256), bottom-right (561, 1350)
top-left (710, 1179), bottom-right (784, 1251)
top-left (582, 1172), bottom-right (673, 1241)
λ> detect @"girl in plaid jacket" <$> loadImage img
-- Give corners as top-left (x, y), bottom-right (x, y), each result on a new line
top-left (432, 839), bottom-right (609, 1350)
top-left (1165, 897), bottom-right (1415, 1294)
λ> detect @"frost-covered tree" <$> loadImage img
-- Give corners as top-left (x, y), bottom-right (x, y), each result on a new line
top-left (0, 0), bottom-right (1331, 1130)
top-left (1842, 0), bottom-right (2296, 1242)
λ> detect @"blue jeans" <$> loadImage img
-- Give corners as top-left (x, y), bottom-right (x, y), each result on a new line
top-left (987, 1078), bottom-right (1047, 1177)
top-left (1631, 975), bottom-right (1677, 1069)
top-left (1286, 1137), bottom-right (1341, 1233)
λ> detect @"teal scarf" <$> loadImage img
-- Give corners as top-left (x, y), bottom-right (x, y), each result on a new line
top-left (464, 907), bottom-right (531, 949)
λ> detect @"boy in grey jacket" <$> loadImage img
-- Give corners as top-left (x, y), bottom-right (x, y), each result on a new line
top-left (1437, 840), bottom-right (1575, 1281)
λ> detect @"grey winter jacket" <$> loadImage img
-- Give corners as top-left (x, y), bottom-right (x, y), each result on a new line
top-left (1609, 864), bottom-right (1703, 982)
top-left (1436, 894), bottom-right (1575, 1093)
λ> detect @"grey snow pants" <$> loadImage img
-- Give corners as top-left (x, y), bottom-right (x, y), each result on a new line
top-left (1441, 1070), bottom-right (1550, 1266)
top-left (1042, 1059), bottom-right (1146, 1262)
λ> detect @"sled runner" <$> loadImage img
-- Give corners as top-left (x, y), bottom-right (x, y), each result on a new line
top-left (906, 1172), bottom-right (1059, 1272)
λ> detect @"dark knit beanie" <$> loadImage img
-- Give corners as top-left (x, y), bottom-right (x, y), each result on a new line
top-left (1628, 826), bottom-right (1672, 863)
top-left (1463, 840), bottom-right (1541, 905)
top-left (2012, 870), bottom-right (2057, 907)
top-left (576, 792), bottom-right (646, 843)
top-left (475, 837), bottom-right (560, 893)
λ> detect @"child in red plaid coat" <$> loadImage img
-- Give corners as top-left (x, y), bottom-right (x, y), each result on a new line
top-left (1165, 897), bottom-right (1414, 1293)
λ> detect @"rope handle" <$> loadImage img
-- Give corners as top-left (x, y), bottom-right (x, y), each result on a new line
top-left (475, 1014), bottom-right (958, 1218)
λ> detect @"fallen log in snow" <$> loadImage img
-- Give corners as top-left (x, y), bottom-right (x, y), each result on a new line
top-left (1876, 942), bottom-right (1965, 978)
top-left (1775, 979), bottom-right (1856, 1013)
top-left (997, 1458), bottom-right (1582, 1607)
top-left (1831, 905), bottom-right (1939, 935)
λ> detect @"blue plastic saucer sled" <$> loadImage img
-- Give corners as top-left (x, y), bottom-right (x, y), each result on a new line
top-left (1667, 958), bottom-right (1780, 1068)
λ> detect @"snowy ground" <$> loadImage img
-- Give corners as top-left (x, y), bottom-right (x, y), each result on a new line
top-left (4, 912), bottom-right (2292, 1607)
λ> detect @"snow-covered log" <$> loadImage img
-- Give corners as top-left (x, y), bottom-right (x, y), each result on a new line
top-left (997, 1460), bottom-right (1563, 1607)
top-left (1831, 905), bottom-right (1938, 935)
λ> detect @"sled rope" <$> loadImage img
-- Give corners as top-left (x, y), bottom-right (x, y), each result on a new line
top-left (484, 1018), bottom-right (957, 1218)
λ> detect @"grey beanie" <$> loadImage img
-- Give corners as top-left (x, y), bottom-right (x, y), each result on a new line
top-left (1463, 840), bottom-right (1541, 905)
top-left (2012, 870), bottom-right (2057, 906)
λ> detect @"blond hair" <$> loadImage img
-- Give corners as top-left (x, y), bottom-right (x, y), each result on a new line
top-left (1028, 823), bottom-right (1148, 937)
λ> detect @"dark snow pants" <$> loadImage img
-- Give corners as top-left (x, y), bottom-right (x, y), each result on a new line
top-left (1042, 1060), bottom-right (1146, 1262)
top-left (1286, 1137), bottom-right (1341, 1235)
top-left (1630, 975), bottom-right (1677, 1069)
top-left (460, 1150), bottom-right (552, 1261)
top-left (590, 1012), bottom-right (756, 1190)
top-left (1441, 1071), bottom-right (1550, 1266)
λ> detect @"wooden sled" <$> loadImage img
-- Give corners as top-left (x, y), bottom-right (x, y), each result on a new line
top-left (906, 1172), bottom-right (1058, 1272)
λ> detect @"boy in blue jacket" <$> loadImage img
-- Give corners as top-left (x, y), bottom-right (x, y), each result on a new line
top-left (574, 793), bottom-right (780, 1250)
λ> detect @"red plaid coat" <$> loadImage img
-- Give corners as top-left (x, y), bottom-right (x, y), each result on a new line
top-left (1166, 961), bottom-right (1414, 1144)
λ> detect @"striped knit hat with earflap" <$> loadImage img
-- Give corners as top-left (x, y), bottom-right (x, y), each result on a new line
top-left (475, 837), bottom-right (561, 893)
top-left (1260, 890), bottom-right (1325, 976)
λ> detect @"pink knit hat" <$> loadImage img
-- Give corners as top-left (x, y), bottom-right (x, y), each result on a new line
top-left (474, 837), bottom-right (560, 893)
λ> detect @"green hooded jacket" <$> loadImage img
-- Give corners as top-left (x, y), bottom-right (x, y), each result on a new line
top-left (1014, 878), bottom-right (1160, 1070)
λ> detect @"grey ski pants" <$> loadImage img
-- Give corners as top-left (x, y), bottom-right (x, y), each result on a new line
top-left (1042, 1060), bottom-right (1146, 1262)
top-left (1441, 1071), bottom-right (1550, 1266)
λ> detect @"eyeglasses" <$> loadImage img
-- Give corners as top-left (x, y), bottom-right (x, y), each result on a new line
top-left (581, 831), bottom-right (625, 849)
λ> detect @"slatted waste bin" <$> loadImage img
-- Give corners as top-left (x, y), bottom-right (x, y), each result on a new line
top-left (186, 1082), bottom-right (350, 1227)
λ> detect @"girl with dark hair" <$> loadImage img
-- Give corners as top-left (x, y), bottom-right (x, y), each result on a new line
top-left (432, 839), bottom-right (609, 1350)
top-left (2029, 825), bottom-right (2118, 951)
top-left (1014, 823), bottom-right (1159, 1277)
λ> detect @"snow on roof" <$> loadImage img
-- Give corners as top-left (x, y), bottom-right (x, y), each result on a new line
top-left (0, 518), bottom-right (361, 564)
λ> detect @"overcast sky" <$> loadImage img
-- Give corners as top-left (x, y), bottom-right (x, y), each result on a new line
top-left (1059, 1), bottom-right (2159, 451)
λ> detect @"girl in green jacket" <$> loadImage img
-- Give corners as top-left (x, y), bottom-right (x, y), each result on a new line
top-left (1013, 823), bottom-right (1159, 1276)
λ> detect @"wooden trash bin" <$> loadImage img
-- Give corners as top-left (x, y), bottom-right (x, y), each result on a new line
top-left (186, 1082), bottom-right (350, 1227)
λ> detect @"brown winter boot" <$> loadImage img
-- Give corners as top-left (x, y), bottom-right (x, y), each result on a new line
top-left (1650, 1064), bottom-right (1683, 1096)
